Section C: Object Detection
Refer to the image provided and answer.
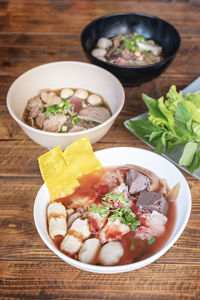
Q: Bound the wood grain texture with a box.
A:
[0,0,200,299]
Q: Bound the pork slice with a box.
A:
[126,169,150,194]
[68,125,85,133]
[35,112,45,129]
[136,190,168,215]
[98,219,130,243]
[43,114,67,132]
[26,96,43,118]
[134,210,167,240]
[79,107,111,123]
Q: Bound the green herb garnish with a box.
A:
[90,204,108,216]
[108,206,140,231]
[102,192,128,206]
[147,237,156,245]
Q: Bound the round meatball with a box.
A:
[98,241,124,265]
[78,238,101,264]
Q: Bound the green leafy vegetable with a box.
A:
[126,85,200,173]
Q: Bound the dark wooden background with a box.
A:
[0,0,200,299]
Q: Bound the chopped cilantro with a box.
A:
[90,204,108,216]
[142,50,148,54]
[102,192,128,206]
[102,201,113,208]
[147,237,156,245]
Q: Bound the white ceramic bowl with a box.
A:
[7,61,125,149]
[34,147,191,274]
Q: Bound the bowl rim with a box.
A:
[33,146,191,274]
[6,61,125,137]
[80,12,181,70]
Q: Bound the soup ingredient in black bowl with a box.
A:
[92,33,163,67]
[23,88,111,133]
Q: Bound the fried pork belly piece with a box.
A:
[78,238,101,264]
[98,219,130,243]
[98,241,124,266]
[47,202,67,239]
[134,210,167,240]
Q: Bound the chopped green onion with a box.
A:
[58,101,65,108]
[147,237,156,245]
[130,238,135,250]
[61,125,67,132]
[41,106,45,112]
[70,117,81,126]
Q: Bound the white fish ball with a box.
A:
[98,241,124,265]
[74,89,88,100]
[91,48,107,58]
[87,94,102,106]
[60,88,74,99]
[97,37,112,49]
[78,238,101,264]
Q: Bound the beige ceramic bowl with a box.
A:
[7,61,125,149]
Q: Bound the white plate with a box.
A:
[124,76,200,179]
[34,147,191,273]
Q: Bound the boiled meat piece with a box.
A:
[78,238,101,264]
[126,169,150,194]
[98,241,124,265]
[68,125,85,133]
[89,211,108,232]
[35,112,45,129]
[43,114,67,132]
[136,190,168,215]
[26,96,43,118]
[79,107,111,123]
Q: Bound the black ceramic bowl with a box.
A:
[81,12,181,86]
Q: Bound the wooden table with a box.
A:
[0,1,200,299]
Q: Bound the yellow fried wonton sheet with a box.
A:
[38,137,103,201]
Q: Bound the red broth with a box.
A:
[52,167,177,265]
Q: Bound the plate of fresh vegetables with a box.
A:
[125,76,200,179]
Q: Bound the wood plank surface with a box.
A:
[0,0,200,299]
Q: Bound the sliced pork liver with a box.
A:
[126,169,150,194]
[136,190,168,216]
[79,107,111,123]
